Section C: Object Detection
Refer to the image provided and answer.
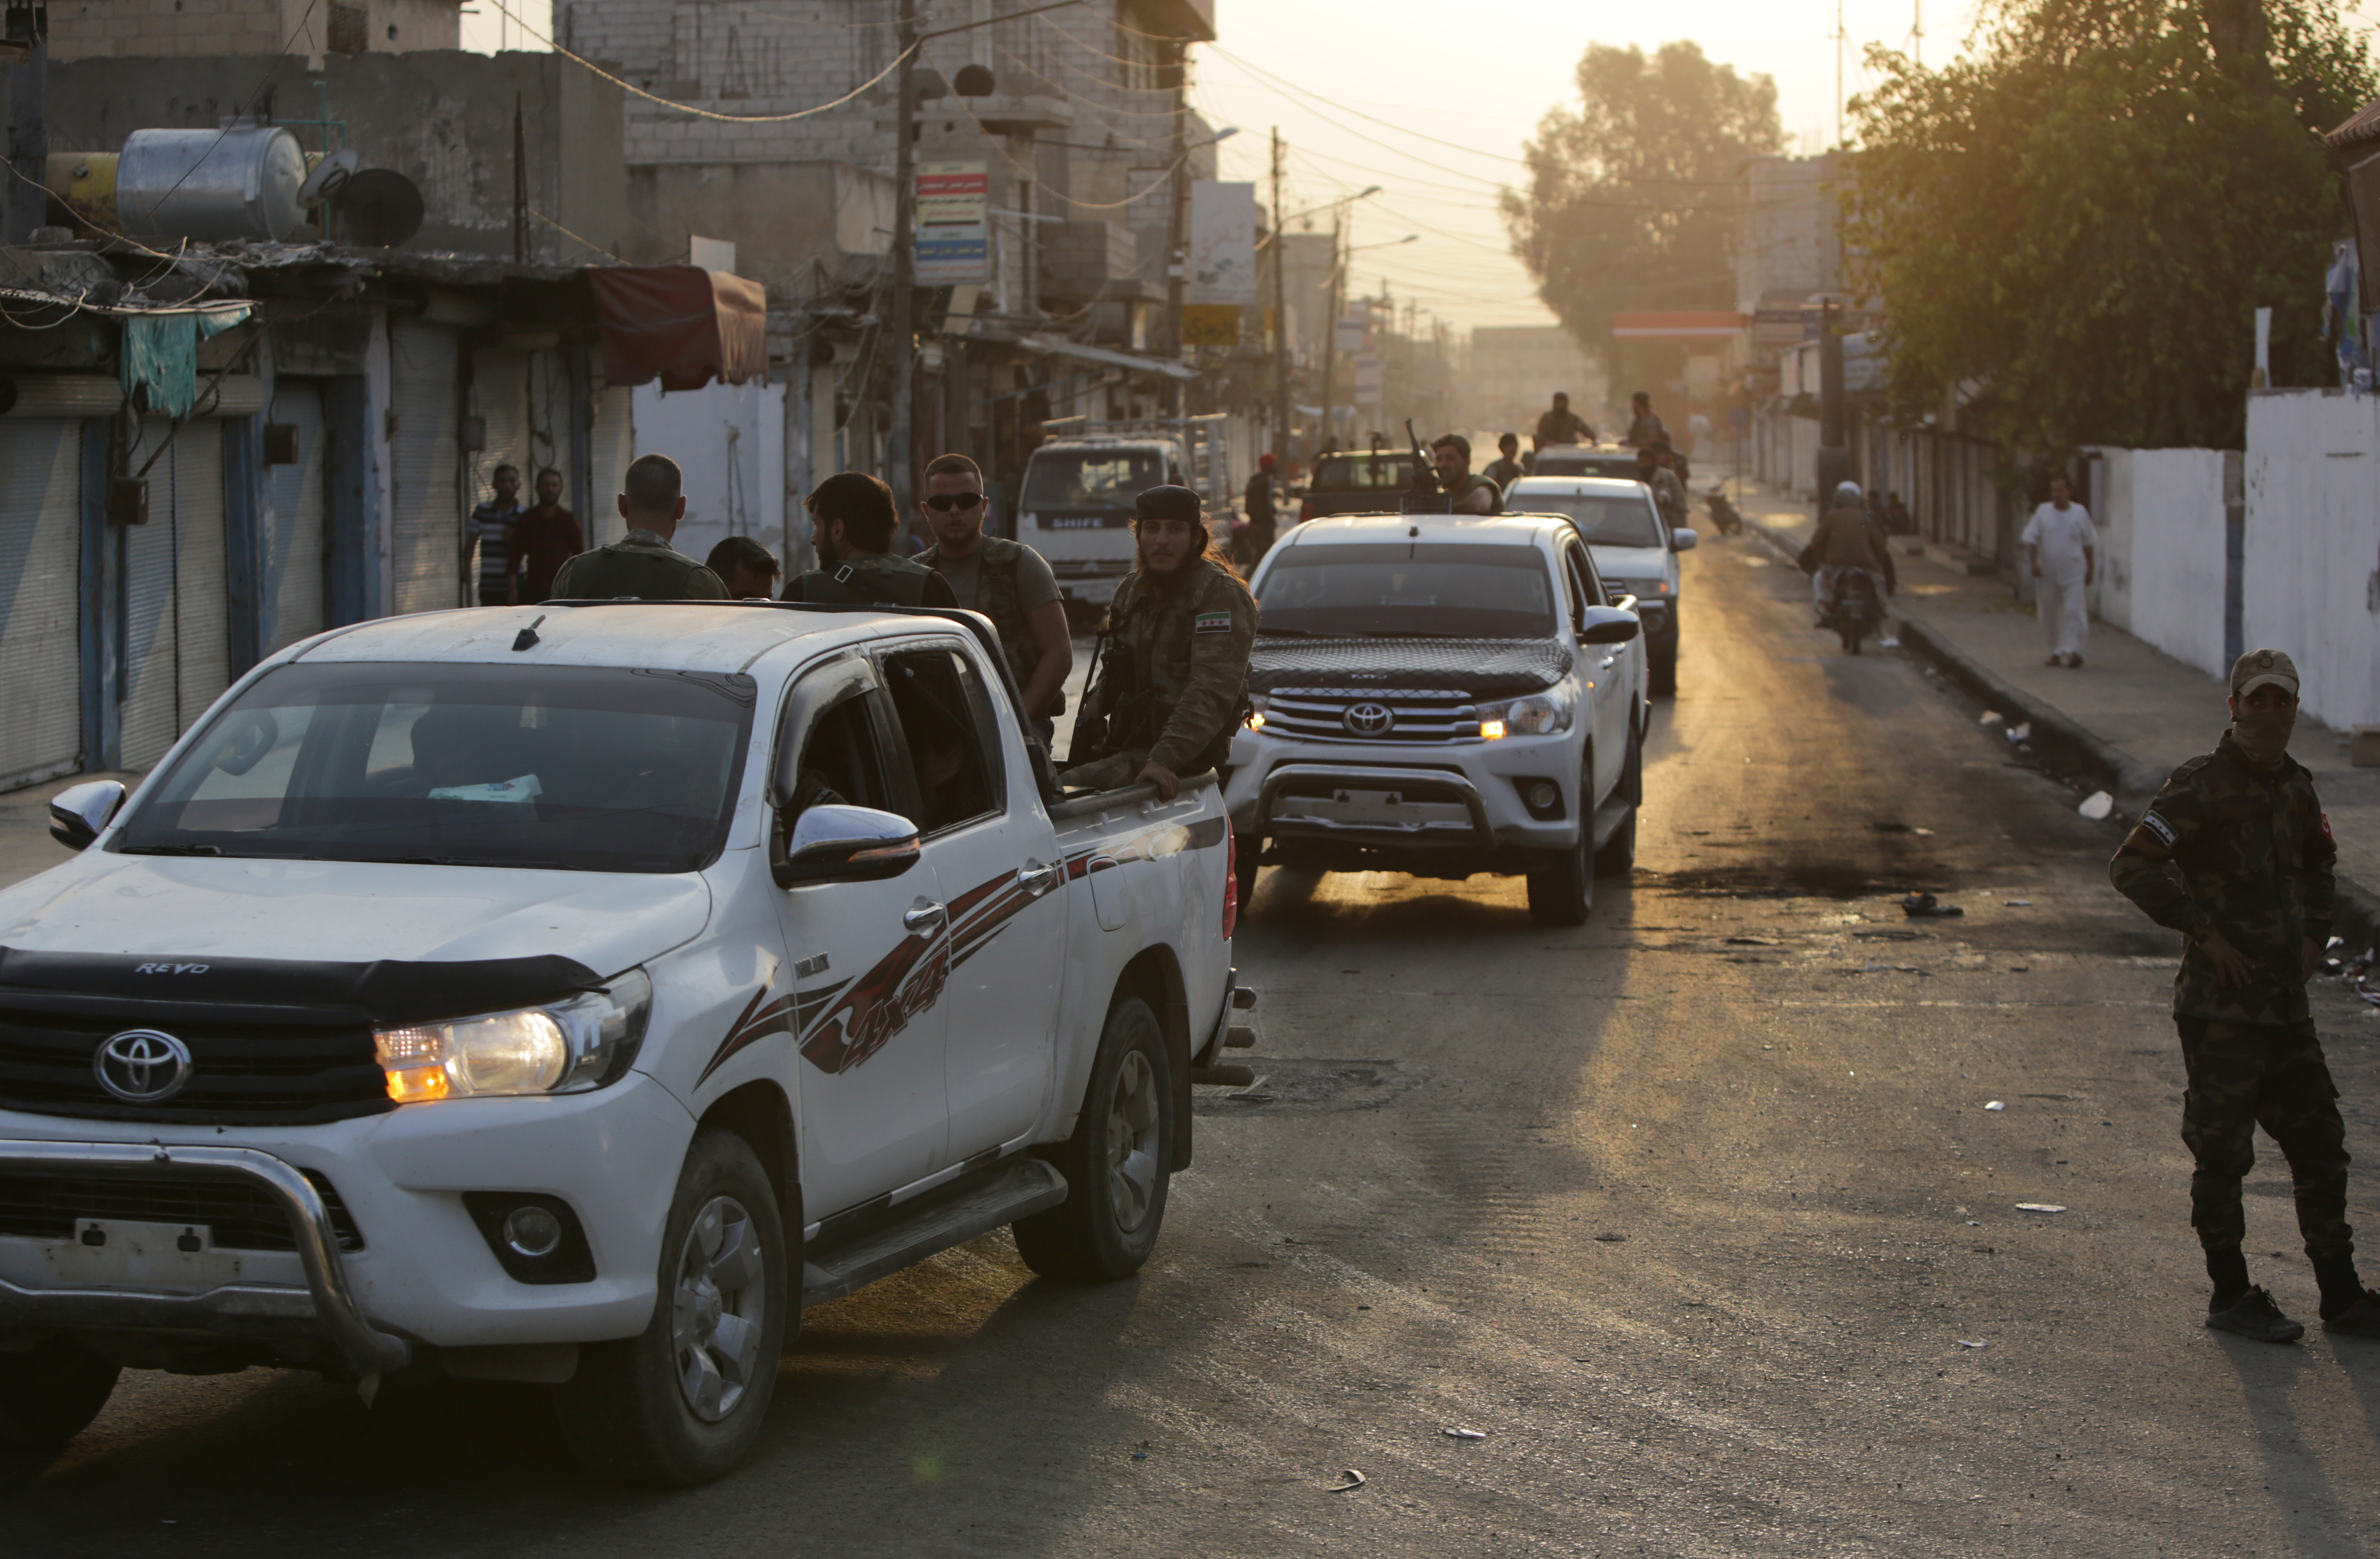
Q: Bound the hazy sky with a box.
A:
[462,1,2372,340]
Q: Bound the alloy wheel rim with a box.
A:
[1105,1048,1161,1233]
[670,1194,766,1422]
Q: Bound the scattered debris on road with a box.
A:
[1986,1101,2007,1112]
[2016,1203,2069,1214]
[2005,723,2033,743]
[1593,1233,1628,1243]
[2077,791,2115,820]
[1980,710,2003,725]
[2006,900,2032,906]
[1442,1427,1488,1441]
[1900,892,1964,918]
[1329,1470,1367,1492]
[1956,1339,1989,1349]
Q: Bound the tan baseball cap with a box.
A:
[2229,647,2300,699]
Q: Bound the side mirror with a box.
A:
[1671,528,1698,552]
[775,803,921,886]
[50,780,128,852]
[1578,605,1640,645]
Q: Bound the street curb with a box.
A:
[1740,517,2380,954]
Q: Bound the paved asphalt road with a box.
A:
[13,532,2380,1557]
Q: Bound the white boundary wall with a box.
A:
[2244,391,2380,730]
[632,380,790,583]
[2090,446,2232,681]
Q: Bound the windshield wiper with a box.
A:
[366,855,588,871]
[117,843,224,857]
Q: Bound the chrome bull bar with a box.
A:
[0,1139,410,1378]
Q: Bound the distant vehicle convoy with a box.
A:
[1504,475,1697,698]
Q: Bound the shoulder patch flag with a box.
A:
[1194,609,1233,634]
[2140,810,2178,848]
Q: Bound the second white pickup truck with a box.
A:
[0,599,1245,1483]
[1225,512,1647,925]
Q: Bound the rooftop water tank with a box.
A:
[117,123,308,242]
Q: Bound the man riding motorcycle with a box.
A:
[1799,480,1897,628]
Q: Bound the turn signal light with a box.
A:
[386,1065,451,1103]
[1480,719,1508,740]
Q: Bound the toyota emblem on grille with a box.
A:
[93,1030,195,1104]
[1343,702,1394,736]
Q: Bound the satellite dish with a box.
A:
[333,168,423,247]
[953,63,995,97]
[297,147,360,210]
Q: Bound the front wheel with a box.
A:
[1526,757,1596,926]
[1015,994,1174,1281]
[556,1128,788,1486]
[1594,728,1641,879]
[0,1336,119,1454]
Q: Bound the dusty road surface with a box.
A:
[13,530,2380,1557]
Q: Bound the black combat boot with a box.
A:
[2206,1286,2305,1344]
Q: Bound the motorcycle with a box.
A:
[1822,568,1885,655]
[1704,486,1744,536]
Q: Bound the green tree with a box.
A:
[1847,0,2373,455]
[1503,42,1784,370]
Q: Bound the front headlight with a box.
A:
[1615,579,1672,600]
[1475,686,1574,738]
[1245,691,1270,731]
[375,968,653,1103]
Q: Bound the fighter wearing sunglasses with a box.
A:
[913,452,1074,748]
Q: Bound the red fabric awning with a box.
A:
[587,265,767,391]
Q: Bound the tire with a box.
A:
[0,1336,119,1454]
[1594,728,1641,879]
[556,1129,788,1486]
[1015,994,1174,1281]
[1526,755,1595,925]
[1648,639,1678,697]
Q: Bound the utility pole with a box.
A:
[887,0,921,510]
[1161,38,1191,412]
[1269,126,1291,471]
[2,0,48,247]
[1316,224,1342,456]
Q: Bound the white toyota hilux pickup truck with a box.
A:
[1226,512,1647,925]
[0,600,1244,1483]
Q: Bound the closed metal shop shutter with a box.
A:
[119,425,231,770]
[390,321,461,615]
[265,382,328,654]
[0,420,84,789]
[589,385,634,546]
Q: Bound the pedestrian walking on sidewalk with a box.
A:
[2110,648,2380,1343]
[2022,474,2096,668]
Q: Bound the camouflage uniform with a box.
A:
[549,528,728,601]
[917,535,1059,714]
[784,552,956,608]
[1647,466,1689,532]
[2110,729,2347,1263]
[1060,556,1257,791]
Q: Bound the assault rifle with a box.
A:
[1400,418,1451,514]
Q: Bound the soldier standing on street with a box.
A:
[548,455,728,601]
[913,452,1072,748]
[1241,452,1280,566]
[1061,485,1257,801]
[784,472,960,608]
[2111,648,2380,1342]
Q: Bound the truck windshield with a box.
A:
[116,662,756,873]
[1519,493,1664,548]
[1255,543,1557,638]
[1022,449,1165,510]
[1310,453,1416,492]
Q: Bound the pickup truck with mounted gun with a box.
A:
[0,597,1247,1484]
